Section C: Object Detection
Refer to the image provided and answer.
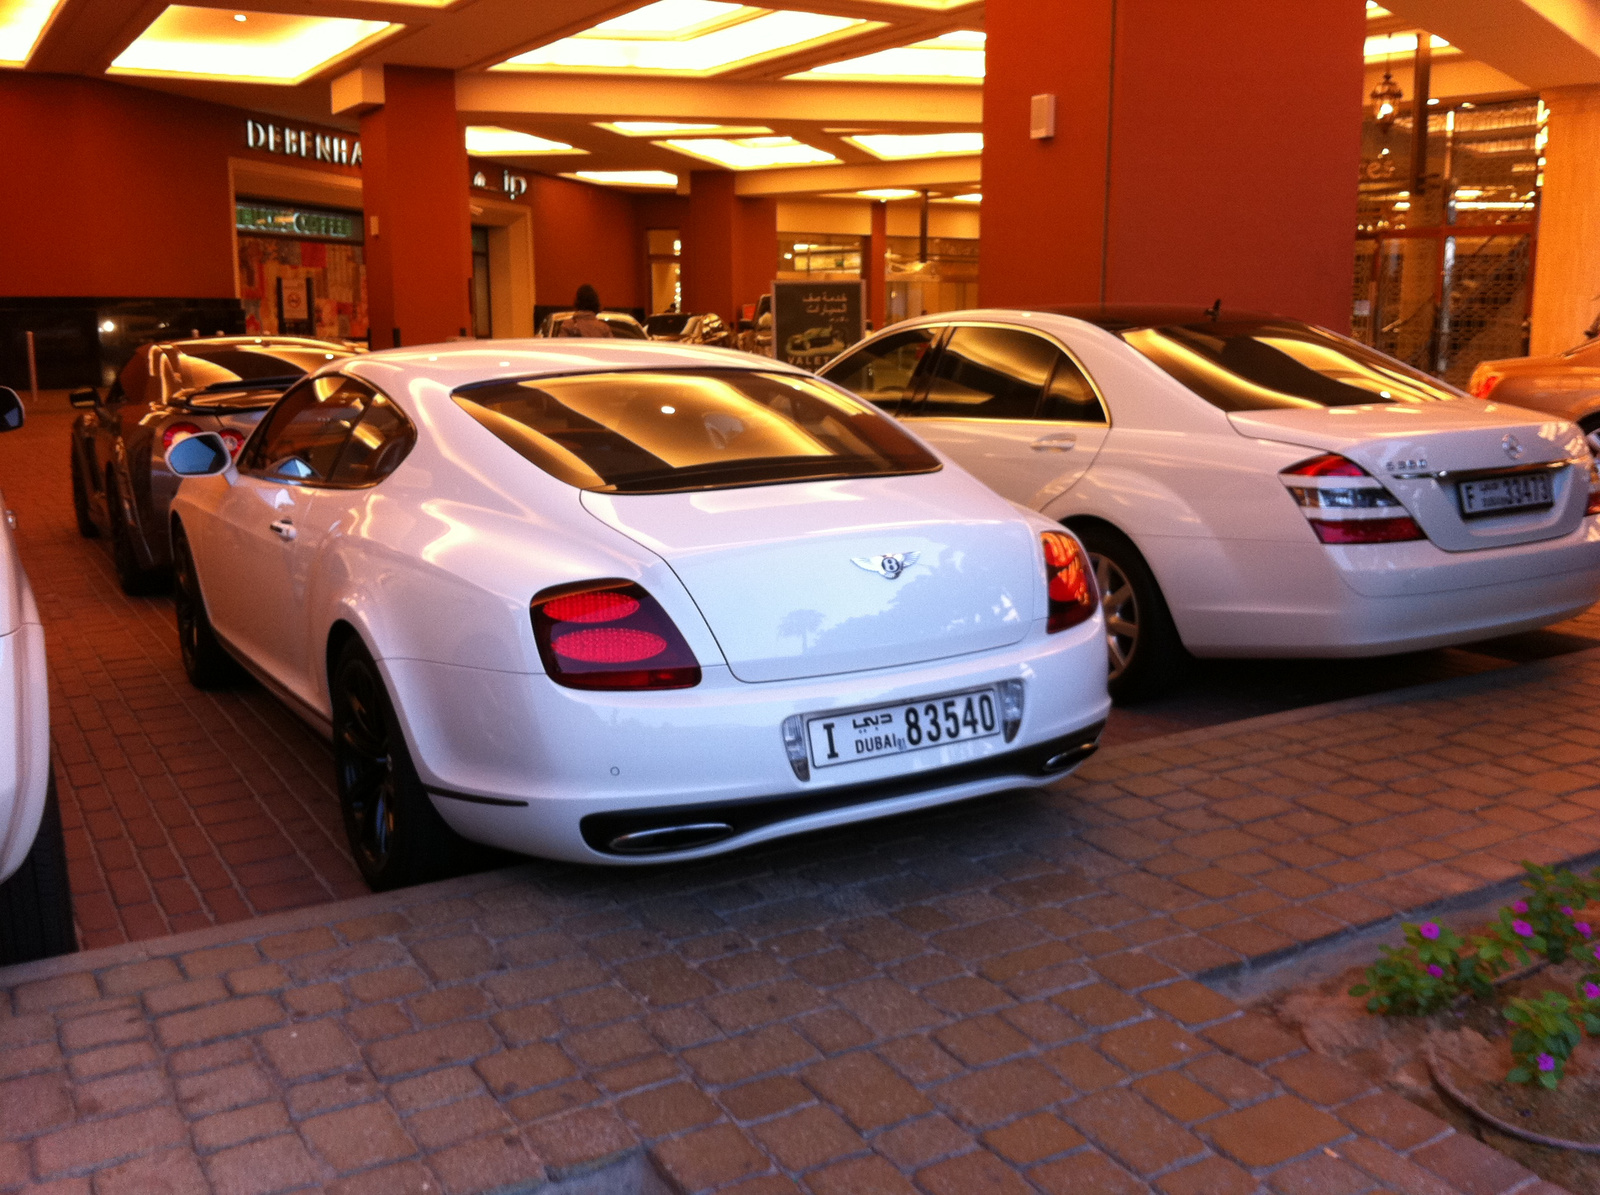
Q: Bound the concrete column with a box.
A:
[980,0,1364,330]
[681,171,777,325]
[1530,85,1600,355]
[868,201,888,332]
[359,67,471,349]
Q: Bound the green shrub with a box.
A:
[1505,992,1583,1088]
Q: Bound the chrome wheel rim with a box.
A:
[1091,553,1139,680]
[336,660,396,874]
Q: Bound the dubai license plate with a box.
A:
[1457,472,1554,518]
[806,687,1000,769]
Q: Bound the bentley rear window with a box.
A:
[454,370,941,493]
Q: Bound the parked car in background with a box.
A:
[822,307,1600,701]
[644,312,732,347]
[1468,336,1600,447]
[164,339,1110,890]
[0,387,76,965]
[68,336,357,592]
[538,310,648,339]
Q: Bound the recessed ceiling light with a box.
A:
[233,12,245,20]
[465,126,584,155]
[658,136,838,169]
[846,132,982,160]
[110,5,394,84]
[947,192,981,203]
[596,120,775,137]
[495,4,878,76]
[565,170,680,187]
[0,0,65,65]
[853,188,921,200]
[789,28,983,81]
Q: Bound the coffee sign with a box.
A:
[245,119,362,167]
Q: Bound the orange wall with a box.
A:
[530,175,645,311]
[682,171,776,324]
[981,0,1364,330]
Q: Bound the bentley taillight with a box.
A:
[1041,531,1097,632]
[1586,460,1600,516]
[1470,371,1503,399]
[531,581,701,690]
[162,422,202,450]
[1281,454,1426,545]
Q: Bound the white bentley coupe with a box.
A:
[821,307,1600,700]
[166,341,1111,889]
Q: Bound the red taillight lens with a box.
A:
[1283,453,1369,478]
[217,428,246,458]
[531,581,701,690]
[1586,462,1600,515]
[1308,516,1425,544]
[1470,371,1503,399]
[162,421,203,451]
[1041,531,1097,633]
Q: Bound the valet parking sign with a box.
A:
[772,280,864,371]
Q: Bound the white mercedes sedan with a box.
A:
[165,341,1110,888]
[820,307,1600,701]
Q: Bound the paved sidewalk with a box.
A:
[9,651,1600,1194]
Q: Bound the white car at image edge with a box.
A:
[0,386,77,966]
[821,306,1600,700]
[166,339,1112,889]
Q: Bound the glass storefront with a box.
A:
[775,231,979,322]
[236,200,368,343]
[1353,97,1540,385]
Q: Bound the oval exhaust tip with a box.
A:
[608,822,735,855]
[1043,750,1084,772]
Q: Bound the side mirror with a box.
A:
[0,387,22,432]
[166,431,232,478]
[68,388,99,409]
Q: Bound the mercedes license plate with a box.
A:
[806,687,1000,769]
[1457,472,1553,518]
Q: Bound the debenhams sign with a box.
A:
[245,119,362,166]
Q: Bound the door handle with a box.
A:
[1030,434,1077,452]
[269,519,296,541]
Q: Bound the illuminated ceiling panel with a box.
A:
[846,132,982,159]
[0,0,63,65]
[565,170,680,187]
[1364,32,1453,61]
[843,188,921,199]
[789,29,983,82]
[658,135,838,168]
[110,6,393,84]
[597,120,774,136]
[465,126,584,155]
[946,192,980,202]
[495,2,878,75]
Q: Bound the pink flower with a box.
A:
[1419,922,1441,941]
[1594,943,1600,961]
[1513,919,1534,937]
[1426,964,1445,978]
[1582,982,1600,1001]
[1538,1053,1556,1073]
[1514,901,1529,914]
[1563,906,1575,917]
[1579,922,1593,938]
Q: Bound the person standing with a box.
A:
[557,285,615,337]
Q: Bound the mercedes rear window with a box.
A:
[1119,319,1465,411]
[454,370,941,494]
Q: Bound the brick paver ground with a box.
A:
[8,389,1600,948]
[9,637,1600,1192]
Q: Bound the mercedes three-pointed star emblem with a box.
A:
[852,551,920,580]
[1502,433,1525,461]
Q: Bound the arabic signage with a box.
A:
[245,119,362,167]
[236,202,362,243]
[772,280,864,370]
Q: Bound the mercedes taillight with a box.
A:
[530,581,701,690]
[1281,453,1425,545]
[1041,531,1097,632]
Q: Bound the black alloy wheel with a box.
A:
[331,638,467,891]
[0,771,78,965]
[107,475,162,595]
[69,449,97,539]
[171,524,237,689]
[1073,523,1186,704]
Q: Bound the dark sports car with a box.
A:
[69,336,357,591]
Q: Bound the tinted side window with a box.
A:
[1039,352,1107,424]
[329,392,415,486]
[822,327,938,410]
[242,375,370,483]
[920,326,1057,419]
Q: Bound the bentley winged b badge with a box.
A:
[852,551,920,580]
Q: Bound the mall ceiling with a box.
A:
[1,0,1563,200]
